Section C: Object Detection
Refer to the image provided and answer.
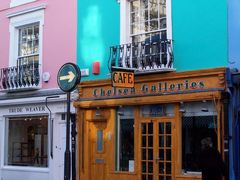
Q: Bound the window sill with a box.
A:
[1,166,49,173]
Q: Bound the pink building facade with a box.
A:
[0,1,76,180]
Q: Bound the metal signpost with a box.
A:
[57,63,81,180]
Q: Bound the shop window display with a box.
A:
[5,116,48,167]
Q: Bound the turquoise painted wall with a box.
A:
[172,0,228,71]
[77,0,120,80]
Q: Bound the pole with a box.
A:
[64,92,71,180]
[71,114,77,180]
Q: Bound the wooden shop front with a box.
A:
[75,68,227,180]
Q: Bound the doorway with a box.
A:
[140,118,175,180]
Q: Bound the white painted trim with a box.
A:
[120,0,130,44]
[166,0,172,39]
[7,4,47,18]
[10,0,37,8]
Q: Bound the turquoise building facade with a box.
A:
[77,1,240,180]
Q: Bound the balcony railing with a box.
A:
[109,39,174,73]
[0,58,41,92]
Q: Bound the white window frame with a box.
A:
[8,7,45,67]
[10,0,37,8]
[120,0,172,44]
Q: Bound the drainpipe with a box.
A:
[45,95,60,159]
[226,68,234,180]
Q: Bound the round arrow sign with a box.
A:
[57,63,81,92]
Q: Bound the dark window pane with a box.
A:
[142,174,146,180]
[166,176,171,180]
[166,136,171,147]
[166,122,171,134]
[148,162,153,173]
[142,136,146,147]
[97,130,103,152]
[142,162,146,173]
[166,162,171,174]
[142,148,147,160]
[148,175,153,180]
[159,123,164,134]
[148,149,153,160]
[148,136,153,147]
[118,118,134,171]
[166,149,171,161]
[159,162,164,174]
[159,149,164,160]
[159,176,164,180]
[142,124,147,134]
[182,115,218,172]
[159,136,164,147]
[148,123,153,134]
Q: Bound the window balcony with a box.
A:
[0,58,41,92]
[109,39,174,73]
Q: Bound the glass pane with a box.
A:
[159,162,164,174]
[142,136,147,147]
[159,123,164,134]
[131,12,138,24]
[159,136,164,147]
[166,162,171,174]
[148,175,153,180]
[6,116,48,167]
[160,18,166,29]
[148,162,153,173]
[142,174,146,180]
[148,136,153,147]
[131,1,140,12]
[142,124,147,134]
[118,117,134,171]
[142,162,147,173]
[148,149,153,160]
[166,176,171,180]
[97,130,103,152]
[166,122,171,134]
[148,123,153,134]
[142,148,147,160]
[159,176,164,180]
[159,149,164,160]
[182,115,218,172]
[166,149,171,161]
[166,136,171,147]
[141,0,148,8]
[150,20,158,31]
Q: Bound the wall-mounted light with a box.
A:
[201,100,209,112]
[179,102,186,113]
[117,105,124,116]
[95,107,101,116]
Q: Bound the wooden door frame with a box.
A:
[136,112,176,180]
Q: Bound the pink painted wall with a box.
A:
[0,0,76,89]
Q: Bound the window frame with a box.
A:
[120,0,172,44]
[8,8,44,68]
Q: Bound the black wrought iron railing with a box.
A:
[0,57,40,91]
[109,39,174,73]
